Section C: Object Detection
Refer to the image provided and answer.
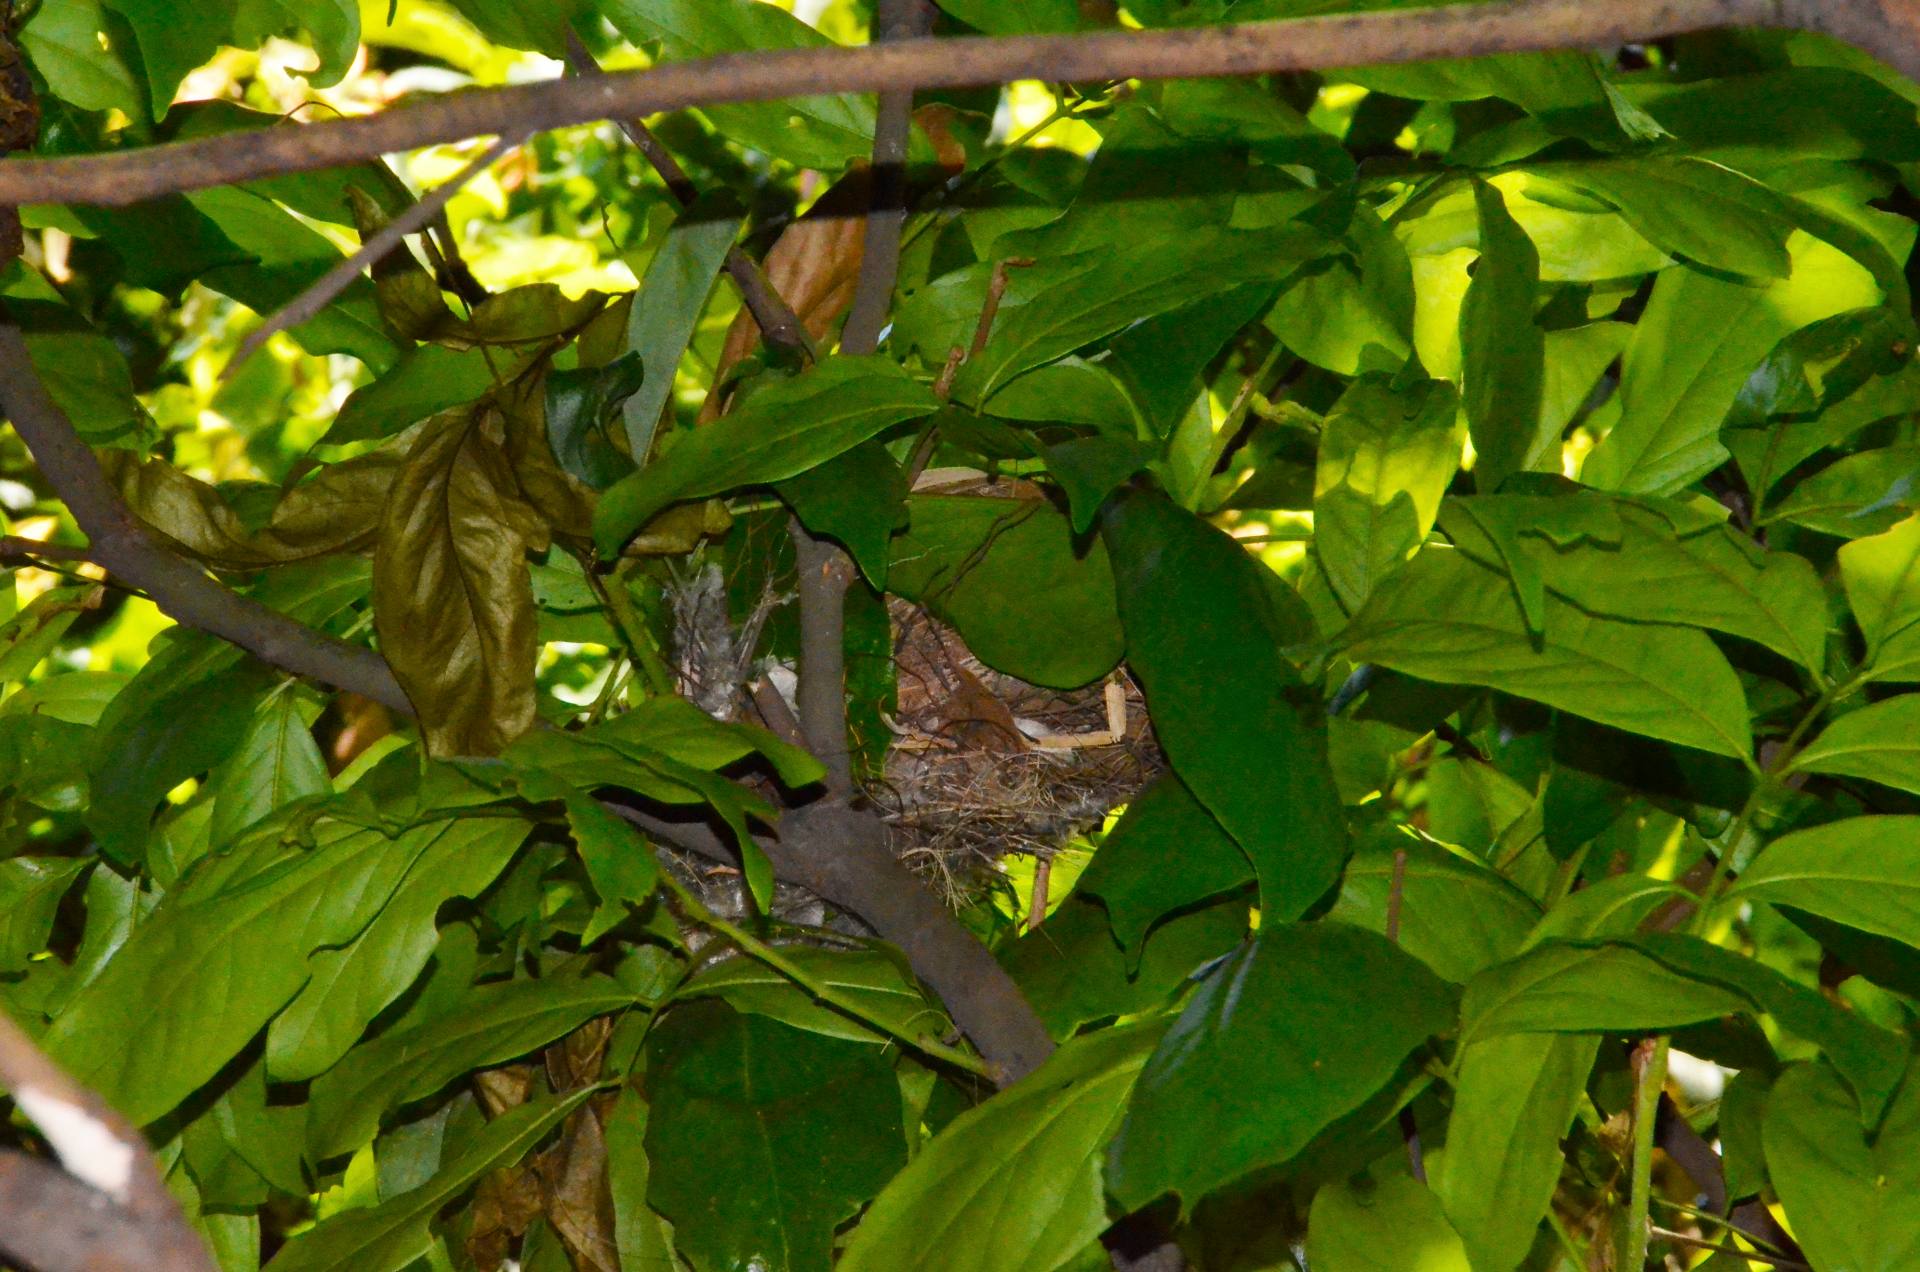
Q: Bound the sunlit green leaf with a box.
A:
[1765,1059,1920,1272]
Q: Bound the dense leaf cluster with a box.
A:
[7,1,1920,1269]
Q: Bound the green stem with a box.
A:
[1623,1035,1670,1271]
[579,553,675,699]
[658,874,996,1080]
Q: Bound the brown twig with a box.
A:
[222,129,526,379]
[0,535,89,563]
[561,32,816,363]
[0,2,1913,207]
[0,1009,214,1272]
[0,317,412,715]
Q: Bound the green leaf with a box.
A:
[777,443,907,589]
[20,0,142,118]
[1002,893,1249,1041]
[1434,1032,1599,1272]
[620,190,744,462]
[595,358,937,555]
[954,226,1332,404]
[605,1091,679,1272]
[101,0,234,120]
[1308,1171,1472,1272]
[1106,923,1453,1212]
[1045,435,1156,535]
[45,815,462,1125]
[265,1089,594,1272]
[841,1023,1163,1272]
[265,817,529,1082]
[1460,180,1544,491]
[1584,235,1883,495]
[231,0,358,86]
[930,0,1080,33]
[1077,773,1252,963]
[325,345,519,446]
[1326,836,1539,983]
[208,693,329,848]
[72,197,257,297]
[1443,494,1829,672]
[643,1001,904,1272]
[559,789,661,946]
[1313,373,1461,611]
[587,694,823,790]
[1728,816,1920,948]
[546,353,645,492]
[0,858,90,974]
[1842,513,1920,682]
[374,407,543,757]
[1103,490,1347,917]
[676,945,947,1046]
[1341,548,1753,759]
[441,0,587,53]
[308,975,636,1160]
[1765,1059,1920,1272]
[889,494,1124,689]
[602,0,874,169]
[0,286,151,447]
[1766,444,1920,538]
[1459,940,1748,1045]
[1540,157,1796,279]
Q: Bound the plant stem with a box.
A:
[1623,1035,1670,1271]
[659,873,995,1079]
[580,554,675,698]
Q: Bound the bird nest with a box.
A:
[864,599,1162,908]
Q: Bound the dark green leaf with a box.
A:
[1103,490,1347,916]
[676,945,947,1046]
[208,693,329,848]
[1044,435,1154,535]
[547,353,645,491]
[1766,444,1920,538]
[1077,773,1252,962]
[1460,180,1544,491]
[595,358,936,555]
[0,858,90,974]
[1728,815,1920,949]
[777,443,907,588]
[1765,1059,1920,1272]
[325,344,520,445]
[644,1001,904,1272]
[1326,836,1539,983]
[1106,923,1452,1212]
[620,190,744,461]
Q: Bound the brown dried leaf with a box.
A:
[347,186,455,341]
[102,447,401,569]
[537,1099,620,1272]
[373,406,543,756]
[700,172,872,422]
[498,376,597,540]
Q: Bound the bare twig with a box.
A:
[0,318,412,715]
[0,535,89,563]
[0,1010,214,1272]
[223,129,525,378]
[0,2,1914,207]
[562,32,816,363]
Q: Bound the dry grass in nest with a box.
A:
[865,600,1162,908]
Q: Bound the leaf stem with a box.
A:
[579,553,675,699]
[658,873,995,1079]
[1623,1035,1669,1271]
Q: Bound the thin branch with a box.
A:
[0,1009,214,1272]
[0,1,1909,207]
[561,32,817,363]
[222,129,525,378]
[0,317,413,715]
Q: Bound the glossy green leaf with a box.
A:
[777,443,907,588]
[677,945,947,1046]
[0,857,90,974]
[208,693,329,849]
[1541,156,1796,279]
[595,358,936,555]
[1460,180,1544,491]
[602,0,875,169]
[560,789,661,946]
[1313,373,1460,612]
[1308,1171,1472,1272]
[1458,940,1748,1045]
[265,1089,593,1272]
[1585,234,1882,495]
[643,1001,904,1272]
[325,345,515,446]
[1326,837,1539,983]
[1077,773,1253,962]
[954,226,1331,404]
[1842,513,1920,682]
[1443,494,1829,672]
[1765,1059,1920,1272]
[374,407,543,757]
[265,817,530,1082]
[1342,548,1753,758]
[1767,444,1920,538]
[308,975,636,1160]
[1002,893,1249,1041]
[546,353,645,492]
[1728,816,1920,949]
[1043,435,1154,535]
[20,0,144,118]
[1103,490,1347,916]
[45,815,460,1125]
[890,494,1123,689]
[1434,1032,1599,1272]
[605,1091,679,1272]
[621,190,745,462]
[1106,923,1452,1212]
[842,1023,1162,1272]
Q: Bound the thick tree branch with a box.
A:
[0,1010,214,1272]
[0,319,412,715]
[0,1,1912,207]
